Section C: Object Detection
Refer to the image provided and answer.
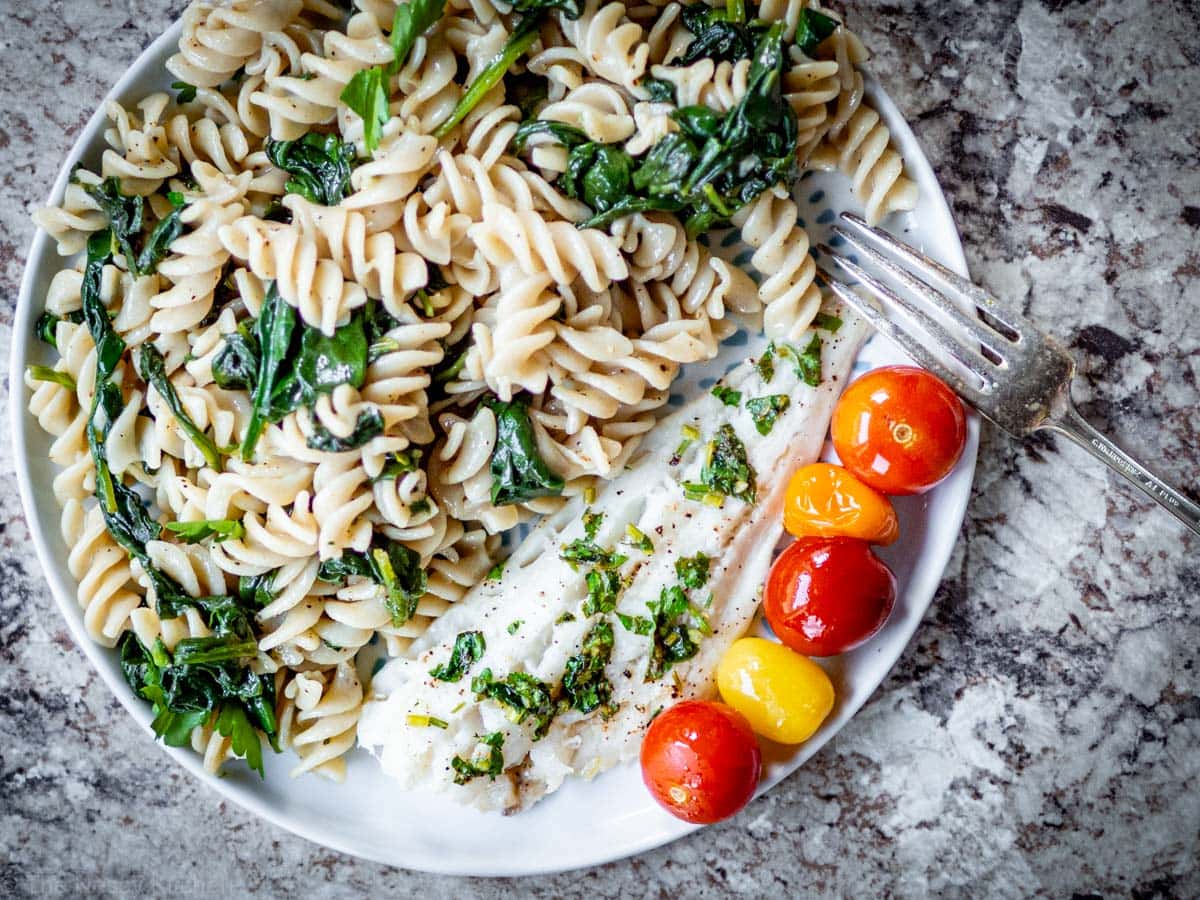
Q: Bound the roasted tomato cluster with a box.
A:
[642,366,966,824]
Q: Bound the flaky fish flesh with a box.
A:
[358,311,868,812]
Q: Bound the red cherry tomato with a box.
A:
[830,365,967,495]
[763,538,896,657]
[640,700,762,824]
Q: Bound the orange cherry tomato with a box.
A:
[830,366,967,495]
[783,462,899,545]
[640,701,762,824]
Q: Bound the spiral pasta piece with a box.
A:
[558,0,650,93]
[469,203,628,292]
[278,662,363,780]
[168,0,304,88]
[732,190,823,339]
[219,213,368,334]
[809,102,919,225]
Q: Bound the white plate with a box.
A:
[10,18,977,876]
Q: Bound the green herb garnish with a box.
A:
[746,394,790,435]
[430,631,486,682]
[451,731,505,784]
[561,621,614,714]
[471,668,557,739]
[674,552,711,589]
[697,423,756,504]
[812,311,843,332]
[711,385,741,407]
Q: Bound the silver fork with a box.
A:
[817,212,1200,537]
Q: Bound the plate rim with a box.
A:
[9,17,977,877]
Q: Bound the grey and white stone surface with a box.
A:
[1,1,1197,896]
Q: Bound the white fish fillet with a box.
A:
[358,312,868,813]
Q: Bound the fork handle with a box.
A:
[1043,400,1200,537]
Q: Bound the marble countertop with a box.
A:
[1,1,1197,896]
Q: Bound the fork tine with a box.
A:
[821,249,997,384]
[830,225,1011,360]
[838,212,1026,335]
[818,269,994,408]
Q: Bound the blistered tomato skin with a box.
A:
[830,365,967,495]
[763,538,897,657]
[717,638,835,744]
[783,462,899,545]
[640,701,762,825]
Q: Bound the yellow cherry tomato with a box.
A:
[782,462,900,545]
[716,637,835,744]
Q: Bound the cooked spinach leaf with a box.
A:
[139,342,227,470]
[677,1,759,65]
[319,536,428,627]
[340,66,390,154]
[238,571,276,608]
[171,80,197,103]
[119,614,277,777]
[164,518,246,543]
[432,15,540,139]
[304,406,384,452]
[84,178,183,277]
[388,0,447,75]
[341,0,447,153]
[35,309,84,349]
[641,76,677,103]
[230,285,371,459]
[266,133,355,205]
[484,394,565,506]
[84,179,143,273]
[794,7,838,56]
[136,191,186,276]
[511,120,589,155]
[211,323,260,390]
[508,0,582,18]
[241,283,296,460]
[562,143,635,214]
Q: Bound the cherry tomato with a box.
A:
[783,462,899,545]
[763,538,896,657]
[640,700,762,824]
[717,638,835,744]
[830,365,967,495]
